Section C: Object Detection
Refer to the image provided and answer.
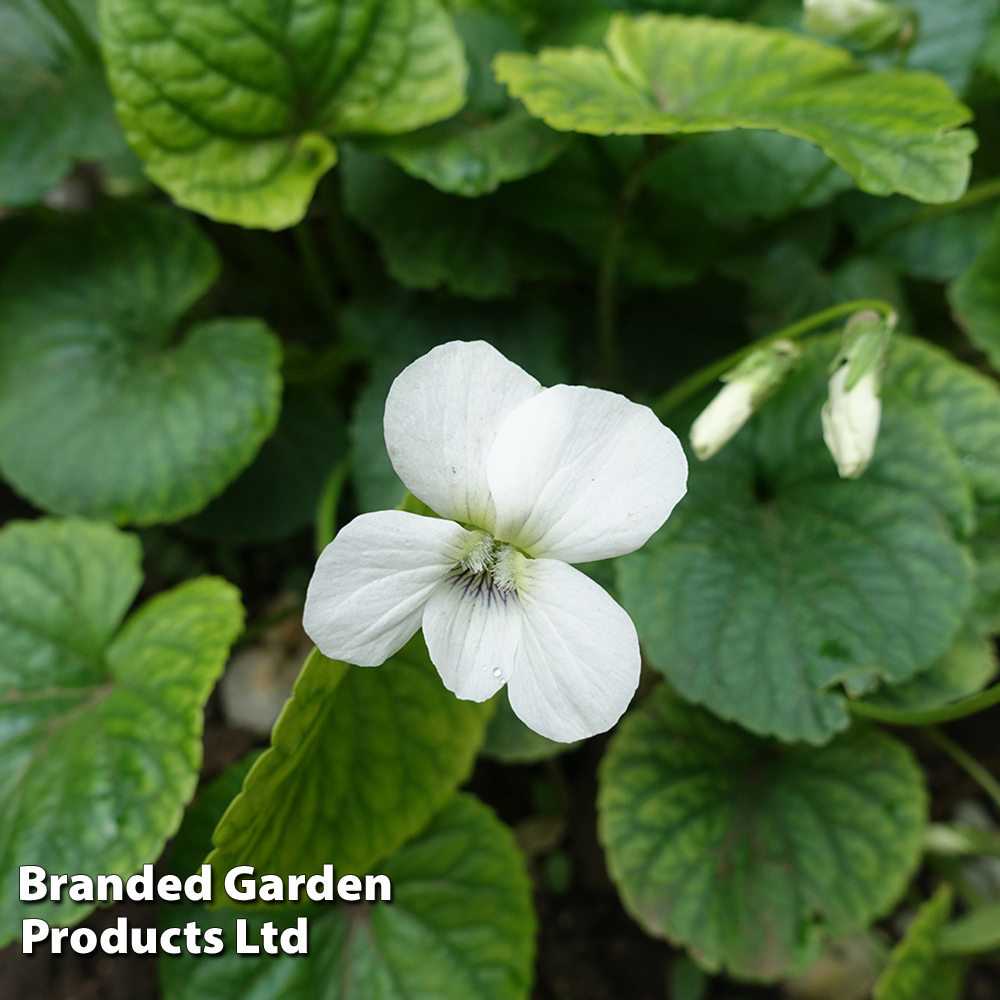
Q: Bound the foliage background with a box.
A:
[0,0,999,997]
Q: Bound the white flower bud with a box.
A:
[690,340,800,460]
[803,0,909,51]
[821,308,894,479]
[821,366,881,479]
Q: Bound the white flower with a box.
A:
[689,339,799,460]
[303,341,688,742]
[803,0,906,49]
[821,366,881,478]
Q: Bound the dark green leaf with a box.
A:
[0,0,133,206]
[618,335,981,743]
[939,901,1000,956]
[185,386,346,546]
[342,147,572,297]
[0,517,243,946]
[207,640,493,883]
[481,689,579,763]
[0,204,283,525]
[163,794,536,1000]
[495,13,975,204]
[650,129,854,222]
[598,686,927,980]
[948,210,1000,372]
[99,0,468,228]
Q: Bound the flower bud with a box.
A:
[690,340,800,460]
[821,309,895,479]
[803,0,911,52]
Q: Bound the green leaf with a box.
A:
[163,793,536,1000]
[0,517,243,946]
[650,129,855,222]
[861,620,998,713]
[99,0,468,229]
[185,386,347,546]
[344,292,568,512]
[481,689,579,763]
[842,194,994,283]
[874,886,965,1000]
[342,147,571,296]
[494,13,975,204]
[0,0,132,206]
[207,639,493,884]
[948,211,1000,372]
[939,900,1000,956]
[0,204,283,526]
[598,686,927,981]
[889,0,998,97]
[618,335,979,743]
[367,12,572,196]
[499,138,718,289]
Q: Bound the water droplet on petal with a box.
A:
[492,667,502,678]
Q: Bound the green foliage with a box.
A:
[0,204,283,525]
[207,640,493,884]
[949,209,1000,371]
[619,335,997,743]
[0,0,132,206]
[598,686,927,981]
[495,14,976,204]
[0,518,243,946]
[365,12,572,196]
[185,386,347,546]
[163,794,537,1000]
[939,900,1000,955]
[481,689,579,762]
[342,147,572,296]
[99,0,468,229]
[874,886,965,1000]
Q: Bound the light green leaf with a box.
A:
[185,386,346,546]
[874,885,965,1000]
[207,639,493,884]
[598,686,927,981]
[164,794,535,1000]
[0,517,243,946]
[368,12,572,196]
[939,900,1000,956]
[481,689,579,763]
[618,335,980,743]
[650,129,855,222]
[99,0,468,229]
[0,0,132,206]
[343,147,572,296]
[494,13,975,204]
[0,204,283,526]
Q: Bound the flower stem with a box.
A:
[38,0,103,65]
[923,726,1000,815]
[597,136,672,390]
[865,175,1000,249]
[315,457,351,553]
[294,220,339,334]
[848,681,1000,726]
[653,298,896,418]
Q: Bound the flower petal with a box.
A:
[488,384,688,562]
[422,572,523,702]
[384,341,541,529]
[506,559,640,742]
[303,510,473,666]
